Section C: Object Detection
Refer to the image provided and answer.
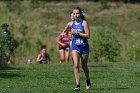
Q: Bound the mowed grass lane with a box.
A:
[0,62,140,93]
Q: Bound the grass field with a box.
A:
[0,1,140,93]
[0,62,140,93]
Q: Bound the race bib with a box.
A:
[75,38,84,45]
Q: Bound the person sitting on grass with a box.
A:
[36,45,50,64]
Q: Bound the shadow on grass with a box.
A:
[0,65,23,70]
[92,87,129,90]
[88,65,108,68]
[0,72,25,78]
[0,65,25,78]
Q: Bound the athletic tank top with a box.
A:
[59,35,70,48]
[41,59,48,63]
[72,20,88,45]
[40,54,48,63]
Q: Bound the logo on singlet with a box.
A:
[75,38,84,45]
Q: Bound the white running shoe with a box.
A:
[86,85,91,90]
[59,61,62,64]
[86,79,91,90]
[74,85,80,91]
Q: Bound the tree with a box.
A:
[0,23,18,65]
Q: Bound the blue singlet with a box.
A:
[71,20,89,54]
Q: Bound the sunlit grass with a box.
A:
[0,62,140,93]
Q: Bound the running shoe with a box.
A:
[74,85,80,91]
[86,79,91,90]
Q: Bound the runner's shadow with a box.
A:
[91,87,129,90]
[88,65,108,68]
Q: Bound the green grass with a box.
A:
[0,62,140,93]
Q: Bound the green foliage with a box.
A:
[128,44,140,61]
[99,0,109,9]
[91,26,121,62]
[30,0,40,9]
[19,23,28,36]
[0,1,139,63]
[5,1,24,15]
[0,25,18,65]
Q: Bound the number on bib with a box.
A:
[76,39,83,45]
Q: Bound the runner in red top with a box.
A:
[59,34,70,49]
[57,31,71,64]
